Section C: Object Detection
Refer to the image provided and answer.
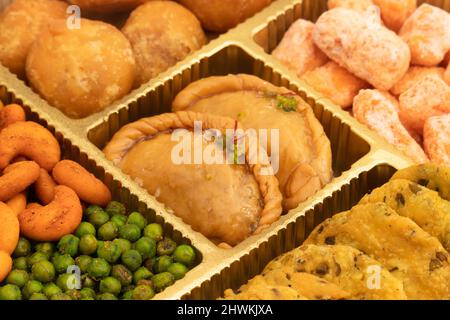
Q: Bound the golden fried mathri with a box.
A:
[391,163,450,201]
[263,244,406,300]
[360,179,450,251]
[104,111,283,247]
[305,203,450,300]
[172,74,332,210]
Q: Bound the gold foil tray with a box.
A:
[0,0,447,300]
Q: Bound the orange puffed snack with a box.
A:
[424,115,450,166]
[314,8,410,91]
[353,89,428,163]
[372,0,416,32]
[399,76,450,133]
[302,61,368,108]
[399,4,450,66]
[391,66,446,96]
[272,19,328,77]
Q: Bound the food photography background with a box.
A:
[0,0,448,300]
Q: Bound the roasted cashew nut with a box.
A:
[52,160,112,206]
[0,161,40,201]
[35,168,56,205]
[19,185,82,241]
[0,104,26,130]
[0,121,61,170]
[6,192,27,216]
[0,201,19,255]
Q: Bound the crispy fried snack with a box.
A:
[313,8,410,90]
[226,243,407,300]
[178,0,272,32]
[424,115,450,166]
[360,179,450,251]
[305,203,450,300]
[399,4,450,66]
[353,89,428,163]
[26,19,136,119]
[391,66,446,97]
[224,269,350,300]
[272,19,329,77]
[302,61,368,108]
[391,163,450,201]
[372,0,416,32]
[172,74,333,210]
[399,76,450,133]
[0,104,26,130]
[122,1,206,86]
[35,168,56,205]
[67,0,157,13]
[0,0,67,77]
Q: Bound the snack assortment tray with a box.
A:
[0,0,448,300]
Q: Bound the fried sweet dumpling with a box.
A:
[359,179,450,251]
[172,74,332,210]
[263,244,406,300]
[391,163,450,201]
[103,111,282,247]
[224,269,350,300]
[305,203,450,299]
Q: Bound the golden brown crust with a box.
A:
[178,0,272,32]
[172,74,332,210]
[104,111,283,245]
[122,1,206,86]
[390,163,450,201]
[26,18,136,119]
[224,270,350,300]
[0,0,68,77]
[305,203,450,299]
[360,179,450,251]
[263,244,407,300]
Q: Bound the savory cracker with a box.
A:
[224,270,349,300]
[391,163,450,201]
[305,203,450,299]
[360,179,450,250]
[263,244,406,300]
